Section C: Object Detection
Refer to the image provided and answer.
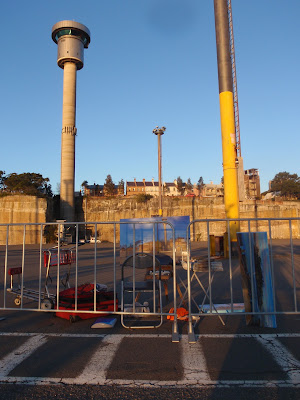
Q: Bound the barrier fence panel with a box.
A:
[0,221,179,342]
[186,218,300,343]
[1,218,300,343]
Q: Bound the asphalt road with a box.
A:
[0,384,299,400]
[0,241,299,399]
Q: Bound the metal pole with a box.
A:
[158,134,162,215]
[153,126,166,217]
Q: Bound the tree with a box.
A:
[176,176,185,195]
[0,170,5,190]
[2,172,52,197]
[197,176,204,196]
[81,180,88,196]
[136,193,152,203]
[270,172,300,199]
[103,174,115,196]
[118,179,125,195]
[164,183,170,194]
[185,178,193,193]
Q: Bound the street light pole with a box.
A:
[152,126,166,217]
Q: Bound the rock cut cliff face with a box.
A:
[0,195,48,244]
[1,196,300,244]
[77,197,300,242]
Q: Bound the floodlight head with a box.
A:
[153,126,166,136]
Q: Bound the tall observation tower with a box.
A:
[52,20,91,222]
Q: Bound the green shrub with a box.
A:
[136,193,153,203]
[44,225,57,243]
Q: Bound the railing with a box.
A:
[1,218,300,343]
[0,220,179,342]
[185,218,300,342]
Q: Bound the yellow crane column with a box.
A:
[214,0,240,240]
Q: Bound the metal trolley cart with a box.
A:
[7,245,76,310]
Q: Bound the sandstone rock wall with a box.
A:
[1,195,299,244]
[79,197,300,242]
[0,195,49,244]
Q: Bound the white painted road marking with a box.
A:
[256,335,300,384]
[181,335,210,383]
[76,334,121,384]
[0,333,299,387]
[0,334,47,377]
[1,332,300,338]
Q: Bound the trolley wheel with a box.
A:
[41,298,54,310]
[14,297,21,306]
[69,315,80,323]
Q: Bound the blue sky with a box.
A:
[2,0,299,194]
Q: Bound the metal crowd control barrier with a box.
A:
[1,218,300,343]
[0,221,179,342]
[185,218,300,343]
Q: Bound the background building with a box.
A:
[201,182,224,198]
[82,183,122,196]
[126,179,181,197]
[85,170,261,200]
[244,169,261,199]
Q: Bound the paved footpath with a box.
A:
[0,332,300,388]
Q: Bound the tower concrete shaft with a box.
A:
[52,20,90,222]
[61,62,77,221]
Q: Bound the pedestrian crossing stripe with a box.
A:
[0,333,299,387]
